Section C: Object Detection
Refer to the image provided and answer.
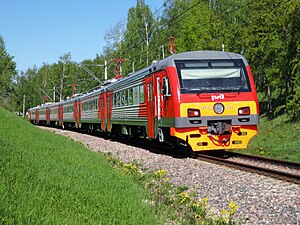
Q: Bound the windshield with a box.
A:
[175,59,251,94]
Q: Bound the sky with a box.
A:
[0,0,163,72]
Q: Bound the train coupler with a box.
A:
[208,122,232,144]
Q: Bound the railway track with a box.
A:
[107,136,300,184]
[196,151,300,184]
[39,125,300,184]
[79,130,300,184]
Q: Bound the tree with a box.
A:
[161,0,214,52]
[0,35,17,110]
[119,0,156,73]
[283,0,300,119]
[13,68,37,112]
[243,0,300,118]
[103,19,125,56]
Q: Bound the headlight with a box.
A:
[214,103,224,114]
[188,109,200,117]
[238,106,250,115]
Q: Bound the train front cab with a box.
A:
[162,52,259,151]
[171,96,259,151]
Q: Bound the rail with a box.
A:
[196,151,300,184]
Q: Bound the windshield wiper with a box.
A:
[197,82,213,95]
[205,81,212,91]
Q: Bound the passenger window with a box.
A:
[113,93,117,107]
[116,93,120,107]
[120,91,124,106]
[129,88,133,105]
[124,90,128,106]
[147,83,152,102]
[139,85,144,103]
[133,86,139,105]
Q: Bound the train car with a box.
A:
[28,106,39,123]
[28,51,258,152]
[106,51,259,152]
[72,82,115,132]
[59,98,75,129]
[49,103,59,126]
[107,66,150,137]
[80,89,102,131]
[28,103,52,125]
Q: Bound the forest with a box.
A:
[1,0,299,120]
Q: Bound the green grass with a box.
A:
[0,107,163,224]
[238,114,300,162]
[3,106,297,224]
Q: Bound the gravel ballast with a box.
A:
[40,127,300,224]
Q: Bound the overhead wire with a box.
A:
[152,0,173,16]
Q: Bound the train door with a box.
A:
[154,73,163,121]
[46,108,50,125]
[98,95,101,128]
[153,70,170,142]
[36,109,40,124]
[78,101,81,127]
[28,110,31,121]
[74,101,81,128]
[146,76,155,138]
[106,92,112,132]
[74,101,78,127]
[58,105,63,126]
[153,72,164,139]
[99,93,106,131]
[98,94,105,131]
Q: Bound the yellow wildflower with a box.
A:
[228,200,239,215]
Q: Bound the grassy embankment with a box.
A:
[241,115,300,162]
[4,105,297,224]
[0,107,163,224]
[0,107,242,224]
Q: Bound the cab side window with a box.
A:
[162,77,171,96]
